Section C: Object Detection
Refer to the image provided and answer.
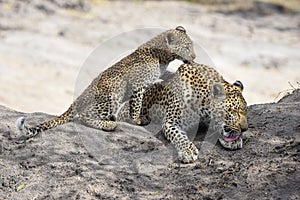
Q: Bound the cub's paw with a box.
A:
[178,143,199,163]
[133,115,151,126]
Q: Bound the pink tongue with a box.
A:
[224,135,239,142]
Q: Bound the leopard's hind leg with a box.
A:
[77,98,118,131]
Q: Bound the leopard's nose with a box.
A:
[240,115,248,132]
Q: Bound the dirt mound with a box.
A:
[0,90,299,199]
[278,89,300,104]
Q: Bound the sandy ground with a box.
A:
[0,0,299,115]
[0,89,299,199]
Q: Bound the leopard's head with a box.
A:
[165,26,196,63]
[218,80,248,150]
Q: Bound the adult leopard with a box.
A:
[131,61,248,163]
[17,26,196,138]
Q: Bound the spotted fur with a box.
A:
[132,61,248,163]
[17,26,196,138]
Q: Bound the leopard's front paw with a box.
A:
[178,143,199,163]
[133,115,151,126]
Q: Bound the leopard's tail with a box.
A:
[16,104,75,138]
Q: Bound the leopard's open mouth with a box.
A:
[219,125,243,150]
[223,135,240,142]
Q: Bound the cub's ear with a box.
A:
[175,26,186,33]
[233,80,244,91]
[166,32,175,45]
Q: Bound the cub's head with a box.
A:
[165,26,196,63]
[218,80,248,150]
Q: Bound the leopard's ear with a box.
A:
[166,32,175,45]
[175,26,186,33]
[233,80,244,91]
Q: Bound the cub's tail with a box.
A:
[17,105,74,138]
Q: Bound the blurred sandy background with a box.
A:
[0,0,299,115]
